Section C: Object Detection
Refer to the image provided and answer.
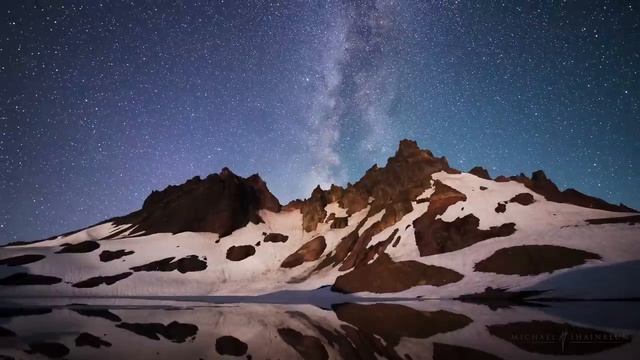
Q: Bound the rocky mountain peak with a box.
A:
[395,139,422,157]
[297,140,455,232]
[113,168,281,238]
[469,166,491,180]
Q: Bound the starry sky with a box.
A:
[1,0,639,243]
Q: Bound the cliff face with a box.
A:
[110,168,281,238]
[295,139,454,233]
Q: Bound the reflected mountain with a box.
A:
[0,299,637,359]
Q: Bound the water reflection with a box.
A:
[0,299,638,359]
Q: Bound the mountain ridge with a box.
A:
[0,139,638,300]
[4,139,635,246]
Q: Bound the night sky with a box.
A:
[1,1,638,243]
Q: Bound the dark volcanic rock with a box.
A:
[0,273,62,286]
[111,168,281,237]
[301,186,330,232]
[278,328,328,360]
[0,254,46,266]
[510,170,635,212]
[586,215,640,225]
[469,166,491,180]
[392,236,401,247]
[414,181,515,256]
[116,321,198,343]
[226,245,256,262]
[330,216,349,229]
[130,255,207,273]
[413,181,468,254]
[215,335,248,356]
[333,254,463,293]
[433,343,503,360]
[281,237,326,268]
[56,240,100,254]
[417,214,515,256]
[353,140,452,208]
[75,332,112,348]
[475,245,601,275]
[488,320,630,355]
[314,218,370,272]
[339,186,369,215]
[25,342,70,358]
[72,272,133,288]
[381,200,413,226]
[294,140,454,232]
[263,233,289,243]
[325,213,336,223]
[99,249,134,262]
[509,192,535,205]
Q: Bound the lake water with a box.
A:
[0,298,638,359]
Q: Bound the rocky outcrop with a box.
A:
[226,245,256,262]
[263,233,289,243]
[72,272,133,288]
[294,140,453,233]
[469,166,491,180]
[586,215,640,225]
[339,186,369,215]
[0,273,62,286]
[112,168,281,237]
[56,241,100,254]
[293,142,458,275]
[301,186,330,232]
[416,214,516,256]
[413,181,465,254]
[510,170,635,212]
[130,255,207,273]
[333,254,463,293]
[99,249,134,262]
[509,192,535,205]
[0,254,46,266]
[413,180,515,256]
[215,335,248,356]
[475,245,601,275]
[351,140,452,212]
[281,237,327,268]
[330,217,349,229]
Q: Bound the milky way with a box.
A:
[1,1,638,243]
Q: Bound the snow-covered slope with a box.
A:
[1,140,638,299]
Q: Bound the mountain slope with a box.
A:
[1,140,638,299]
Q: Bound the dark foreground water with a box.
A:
[0,298,638,359]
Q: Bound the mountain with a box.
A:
[1,140,639,299]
